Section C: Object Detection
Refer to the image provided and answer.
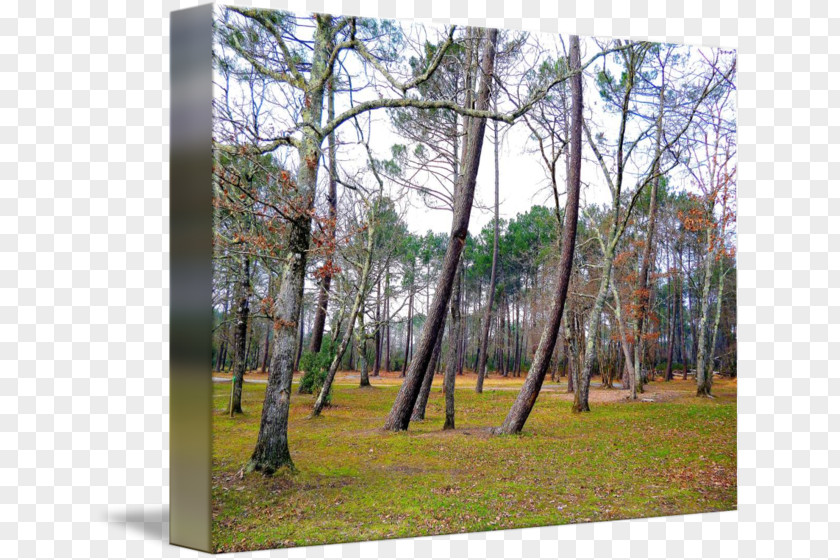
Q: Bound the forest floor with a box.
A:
[211,371,737,552]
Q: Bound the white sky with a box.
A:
[215,7,734,246]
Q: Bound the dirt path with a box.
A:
[210,371,725,404]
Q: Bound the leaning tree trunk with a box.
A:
[475,115,501,392]
[313,205,377,416]
[443,261,462,430]
[384,28,498,432]
[229,254,251,415]
[495,35,583,434]
[412,315,448,421]
[610,277,637,398]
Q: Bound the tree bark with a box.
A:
[475,114,501,392]
[695,218,715,397]
[260,320,270,373]
[443,261,462,430]
[412,313,447,421]
[247,213,313,473]
[495,36,582,434]
[294,300,305,372]
[373,279,382,377]
[679,250,689,379]
[631,63,666,395]
[704,261,729,393]
[357,300,371,387]
[385,270,391,371]
[610,276,637,396]
[246,17,331,474]
[401,285,414,377]
[229,254,250,415]
[215,285,230,372]
[664,251,677,381]
[385,28,498,431]
[308,75,339,354]
[313,196,379,415]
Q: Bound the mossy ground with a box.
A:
[211,371,736,552]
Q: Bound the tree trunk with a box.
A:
[294,301,305,372]
[563,314,575,393]
[631,68,665,395]
[664,252,677,381]
[443,261,462,430]
[308,75,339,354]
[247,214,313,474]
[610,277,636,396]
[357,300,371,388]
[215,341,226,372]
[475,113,501,392]
[412,312,447,421]
[229,255,250,415]
[705,262,729,393]
[401,285,414,377]
[313,196,379,415]
[260,321,270,372]
[373,279,381,377]
[385,270,391,371]
[495,36,582,434]
[246,18,331,474]
[385,28,498,431]
[695,221,715,397]
[513,299,521,376]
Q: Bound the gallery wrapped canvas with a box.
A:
[171,3,736,553]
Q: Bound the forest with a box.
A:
[209,7,736,551]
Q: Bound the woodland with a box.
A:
[210,7,736,550]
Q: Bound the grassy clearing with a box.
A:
[211,372,736,552]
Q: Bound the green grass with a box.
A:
[211,376,737,552]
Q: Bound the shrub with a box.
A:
[298,340,336,404]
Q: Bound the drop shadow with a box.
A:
[100,504,169,542]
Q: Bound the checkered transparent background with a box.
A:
[1,0,836,558]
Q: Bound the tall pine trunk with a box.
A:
[475,112,501,391]
[443,263,462,430]
[495,36,583,434]
[385,28,498,431]
[401,286,414,377]
[412,314,447,421]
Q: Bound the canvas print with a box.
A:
[208,5,736,552]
